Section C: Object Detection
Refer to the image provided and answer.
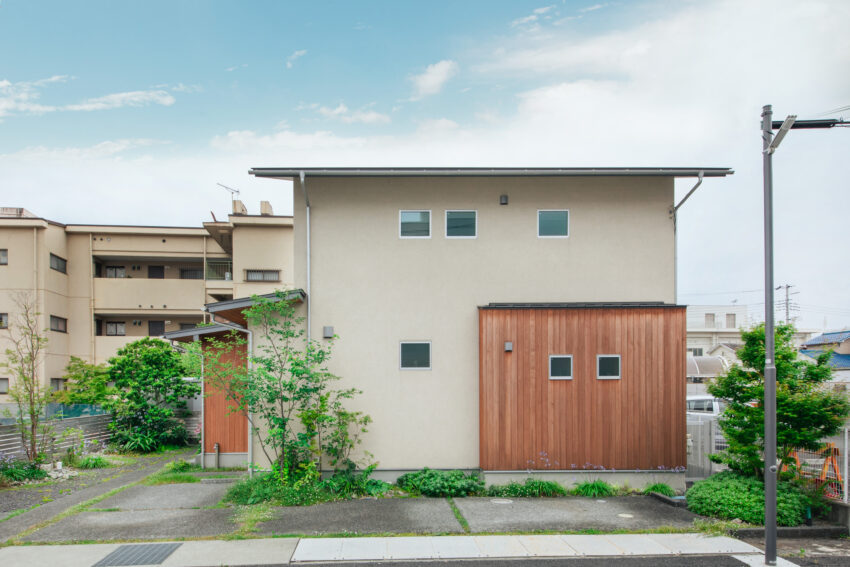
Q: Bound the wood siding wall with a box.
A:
[202,337,248,453]
[479,307,686,471]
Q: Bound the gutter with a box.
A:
[249,167,734,178]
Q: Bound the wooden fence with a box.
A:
[0,414,112,460]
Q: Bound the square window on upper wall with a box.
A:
[597,355,621,380]
[49,315,67,333]
[446,210,477,238]
[400,341,431,370]
[538,210,569,238]
[49,253,67,273]
[549,355,573,380]
[0,249,7,265]
[399,210,431,238]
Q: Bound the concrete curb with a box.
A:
[732,525,847,539]
[648,492,688,508]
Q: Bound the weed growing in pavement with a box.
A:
[487,478,567,497]
[643,483,676,497]
[572,480,615,498]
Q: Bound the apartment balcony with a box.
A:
[94,278,206,315]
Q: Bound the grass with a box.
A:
[143,473,201,486]
[0,504,40,523]
[232,503,274,537]
[572,480,616,498]
[446,497,470,533]
[643,483,677,497]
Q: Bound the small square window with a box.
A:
[400,341,431,369]
[0,313,8,329]
[49,253,67,273]
[0,249,7,265]
[0,378,8,394]
[49,315,67,333]
[549,355,573,380]
[446,211,477,238]
[50,378,66,392]
[245,269,280,282]
[399,210,431,238]
[726,313,736,329]
[597,355,621,380]
[106,321,126,336]
[538,210,569,237]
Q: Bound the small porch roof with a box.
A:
[205,289,306,326]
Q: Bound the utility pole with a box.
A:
[775,284,797,324]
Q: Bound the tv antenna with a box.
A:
[217,182,241,201]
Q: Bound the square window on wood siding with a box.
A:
[549,355,573,380]
[399,210,431,238]
[49,315,67,333]
[400,342,431,369]
[597,355,621,380]
[50,253,67,273]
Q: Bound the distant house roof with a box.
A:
[803,331,850,347]
[687,356,729,377]
[800,349,850,370]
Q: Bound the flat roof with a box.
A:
[250,167,733,179]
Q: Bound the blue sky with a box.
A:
[1,0,849,329]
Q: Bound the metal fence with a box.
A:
[0,403,108,426]
[687,418,849,502]
[0,414,112,460]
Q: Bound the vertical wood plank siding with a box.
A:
[479,307,686,471]
[202,337,248,453]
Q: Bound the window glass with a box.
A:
[538,210,568,237]
[597,355,620,379]
[446,211,476,238]
[180,267,203,280]
[106,322,126,336]
[106,266,126,278]
[148,320,165,336]
[0,313,8,329]
[726,313,736,328]
[549,355,573,379]
[49,315,67,333]
[0,378,8,394]
[246,269,280,282]
[400,211,430,238]
[49,253,67,273]
[50,378,66,392]
[0,249,7,265]
[400,342,431,369]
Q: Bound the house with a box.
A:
[0,202,292,399]
[800,330,850,388]
[207,166,733,489]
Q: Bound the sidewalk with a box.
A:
[0,533,799,566]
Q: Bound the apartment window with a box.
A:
[49,253,67,273]
[179,267,204,280]
[549,355,573,380]
[726,313,737,329]
[0,249,7,265]
[49,315,67,333]
[538,210,569,237]
[597,355,621,380]
[50,378,66,392]
[400,341,431,370]
[106,321,126,336]
[179,323,196,330]
[399,210,431,238]
[106,265,126,278]
[688,348,704,357]
[445,210,477,238]
[148,320,165,336]
[704,313,715,328]
[0,313,7,329]
[148,265,165,279]
[245,269,280,282]
[0,378,8,394]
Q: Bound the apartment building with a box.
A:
[0,203,293,399]
[228,167,734,488]
[685,304,750,357]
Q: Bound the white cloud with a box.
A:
[579,3,608,13]
[225,64,248,72]
[307,102,391,124]
[64,90,175,112]
[409,60,459,101]
[286,49,308,69]
[318,103,349,117]
[171,83,203,93]
[5,138,167,161]
[511,5,556,29]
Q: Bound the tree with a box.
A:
[107,338,200,452]
[53,356,114,405]
[0,294,52,461]
[202,291,370,481]
[708,323,850,479]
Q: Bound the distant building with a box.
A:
[800,330,850,388]
[686,305,750,357]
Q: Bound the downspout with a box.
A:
[195,333,204,469]
[300,171,311,340]
[89,233,95,363]
[209,313,254,477]
[670,171,704,300]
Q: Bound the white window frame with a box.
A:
[597,354,621,380]
[537,209,570,239]
[399,341,432,370]
[399,210,432,239]
[548,354,573,380]
[445,210,477,239]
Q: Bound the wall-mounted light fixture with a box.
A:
[504,341,513,352]
[323,326,334,339]
[500,195,509,205]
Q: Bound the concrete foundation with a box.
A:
[200,452,248,469]
[829,500,850,533]
[482,470,687,493]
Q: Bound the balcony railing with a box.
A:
[206,260,233,281]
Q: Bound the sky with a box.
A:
[1,0,849,330]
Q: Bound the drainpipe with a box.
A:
[209,314,254,477]
[196,332,204,469]
[300,170,311,340]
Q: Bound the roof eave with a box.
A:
[249,167,734,179]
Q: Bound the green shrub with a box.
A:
[488,478,567,497]
[166,460,202,473]
[145,472,201,485]
[225,471,331,506]
[396,468,484,497]
[573,480,615,498]
[686,471,809,526]
[323,463,390,498]
[643,483,676,497]
[0,453,48,483]
[77,455,111,469]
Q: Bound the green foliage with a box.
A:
[166,460,202,473]
[179,340,203,379]
[323,463,391,498]
[686,471,810,526]
[572,480,615,498]
[144,472,201,485]
[202,291,371,480]
[396,468,484,497]
[643,483,676,497]
[487,478,568,497]
[708,324,850,479]
[59,427,85,467]
[77,455,111,469]
[0,453,48,483]
[106,338,200,452]
[53,357,114,405]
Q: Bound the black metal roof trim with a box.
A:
[204,289,306,312]
[250,167,733,179]
[479,302,685,310]
[162,323,238,340]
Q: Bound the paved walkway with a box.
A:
[0,534,801,566]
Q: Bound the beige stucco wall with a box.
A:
[289,175,676,470]
[232,221,294,297]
